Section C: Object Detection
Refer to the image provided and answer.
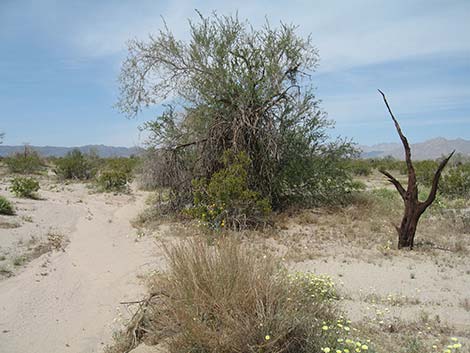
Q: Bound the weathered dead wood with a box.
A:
[378,89,454,249]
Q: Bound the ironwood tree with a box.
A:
[118,12,356,212]
[378,90,454,249]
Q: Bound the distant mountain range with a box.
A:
[0,144,141,158]
[359,137,470,160]
[1,138,468,160]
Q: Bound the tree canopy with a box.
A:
[118,12,356,214]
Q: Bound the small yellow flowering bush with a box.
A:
[10,177,40,198]
[287,272,338,302]
[440,337,463,353]
[188,151,271,230]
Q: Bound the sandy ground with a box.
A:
[0,179,162,353]
[1,172,469,353]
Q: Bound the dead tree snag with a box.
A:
[378,89,454,249]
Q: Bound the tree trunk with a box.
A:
[398,200,420,249]
[378,90,454,250]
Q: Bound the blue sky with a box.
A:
[1,0,469,147]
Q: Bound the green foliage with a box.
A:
[54,149,95,180]
[188,151,271,229]
[369,156,405,173]
[95,157,137,192]
[371,188,400,202]
[102,157,138,176]
[5,147,44,174]
[96,170,129,192]
[441,163,470,198]
[369,188,402,214]
[119,12,356,213]
[411,160,439,187]
[10,177,40,198]
[347,159,373,176]
[0,195,15,215]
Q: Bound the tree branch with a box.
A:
[378,89,414,175]
[379,169,406,199]
[419,150,455,211]
[164,139,208,151]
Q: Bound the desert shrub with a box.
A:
[96,170,129,192]
[369,156,405,173]
[412,160,439,187]
[10,177,40,198]
[5,147,44,174]
[441,163,470,199]
[103,157,138,177]
[105,240,374,353]
[95,157,137,192]
[187,151,271,229]
[118,13,357,214]
[54,149,95,180]
[0,196,15,215]
[348,159,373,176]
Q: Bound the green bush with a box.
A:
[105,240,375,353]
[5,148,44,174]
[96,170,129,192]
[0,196,15,215]
[347,159,373,176]
[95,157,137,192]
[103,157,138,176]
[10,177,40,198]
[441,163,470,199]
[119,13,358,214]
[54,149,95,180]
[412,160,439,187]
[188,151,271,230]
[369,156,405,173]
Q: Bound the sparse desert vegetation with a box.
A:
[0,195,15,215]
[1,5,470,353]
[10,176,40,198]
[102,12,470,353]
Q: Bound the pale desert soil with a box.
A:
[0,178,162,353]
[1,173,469,353]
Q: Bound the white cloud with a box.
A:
[7,0,468,71]
[75,1,470,71]
[323,84,470,127]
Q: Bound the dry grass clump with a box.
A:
[106,240,375,353]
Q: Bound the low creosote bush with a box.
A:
[5,148,44,174]
[0,195,15,215]
[96,170,129,192]
[95,157,136,192]
[441,163,470,199]
[54,149,95,180]
[10,177,40,198]
[103,157,138,176]
[105,240,376,353]
[347,159,373,176]
[187,151,271,230]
